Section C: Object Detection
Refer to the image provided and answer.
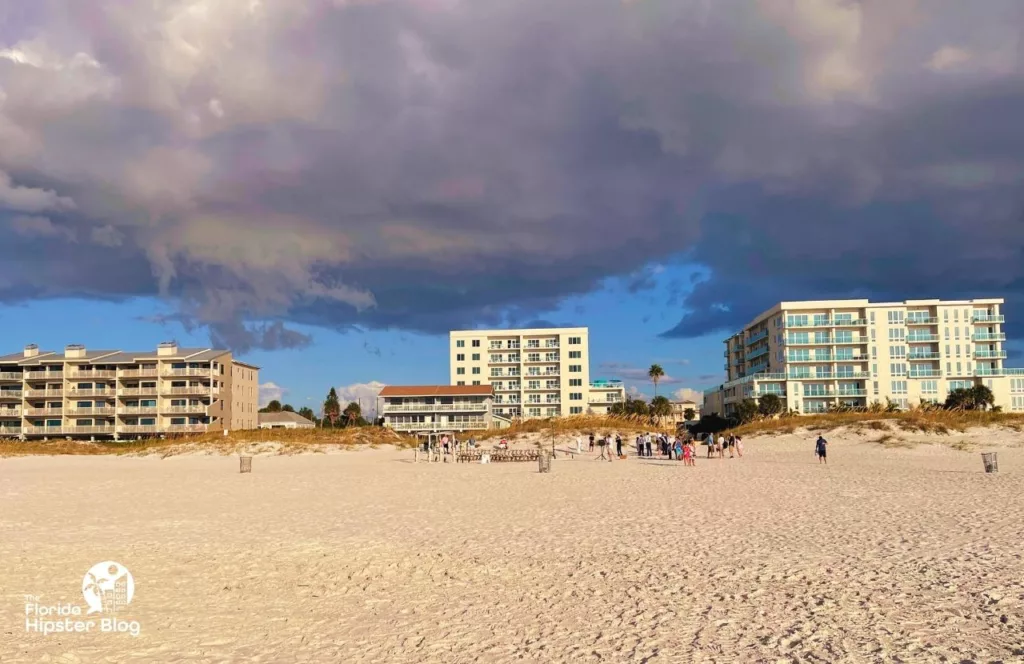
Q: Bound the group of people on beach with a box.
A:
[699,432,744,459]
[578,431,719,466]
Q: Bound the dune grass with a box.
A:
[729,410,1024,438]
[0,426,418,458]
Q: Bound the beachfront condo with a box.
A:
[703,298,1023,416]
[378,384,509,434]
[0,342,259,440]
[448,327,625,420]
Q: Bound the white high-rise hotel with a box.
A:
[704,298,1024,416]
[448,327,625,420]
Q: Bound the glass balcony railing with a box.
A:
[973,333,1006,342]
[907,334,940,342]
[746,330,769,345]
[975,368,1004,376]
[908,352,941,360]
[905,317,939,325]
[974,350,1007,359]
[747,346,769,360]
[908,370,941,378]
[1006,368,1024,375]
[972,314,1004,323]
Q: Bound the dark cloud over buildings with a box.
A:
[1,0,1022,349]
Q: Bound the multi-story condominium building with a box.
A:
[379,385,508,434]
[0,342,259,439]
[448,327,625,420]
[704,298,1023,416]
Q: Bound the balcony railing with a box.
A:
[23,372,64,381]
[119,425,159,434]
[0,427,22,434]
[908,370,942,378]
[906,317,939,325]
[23,426,63,436]
[119,387,159,396]
[166,425,209,433]
[22,389,58,398]
[833,372,872,379]
[974,350,1007,359]
[67,407,116,416]
[163,405,211,414]
[24,408,63,416]
[746,346,769,360]
[787,356,835,363]
[746,330,769,345]
[973,333,1006,342]
[66,389,114,398]
[68,370,116,379]
[972,314,1004,323]
[787,319,868,328]
[117,407,158,415]
[590,380,623,388]
[0,391,24,399]
[975,368,1005,376]
[63,426,116,435]
[162,368,211,377]
[1005,368,1024,375]
[0,372,23,381]
[0,408,22,418]
[908,352,941,360]
[836,390,868,397]
[388,421,487,432]
[907,334,940,343]
[119,369,159,378]
[786,338,834,346]
[162,386,212,395]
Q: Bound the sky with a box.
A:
[1,0,1023,411]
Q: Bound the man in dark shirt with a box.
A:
[815,434,828,464]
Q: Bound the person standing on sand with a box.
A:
[716,434,725,459]
[645,433,653,458]
[728,434,736,459]
[683,440,694,466]
[575,435,582,454]
[706,432,714,459]
[615,434,622,458]
[815,434,828,464]
[735,435,744,458]
[589,433,595,452]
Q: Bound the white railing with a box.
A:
[162,368,210,377]
[166,425,208,433]
[0,427,22,434]
[21,390,53,398]
[119,388,159,396]
[381,403,488,413]
[23,372,63,381]
[163,406,209,414]
[117,407,158,415]
[67,407,116,416]
[119,425,158,434]
[66,389,114,398]
[23,426,63,436]
[388,421,487,431]
[24,408,63,416]
[63,426,116,435]
[68,370,116,379]
[0,408,23,417]
[0,372,24,381]
[119,369,159,378]
[162,386,212,395]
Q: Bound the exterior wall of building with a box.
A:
[380,392,495,433]
[586,380,625,415]
[706,298,1022,416]
[449,327,592,420]
[230,360,259,430]
[0,344,259,439]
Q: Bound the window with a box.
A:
[889,346,906,359]
[953,310,959,321]
[472,367,480,375]
[888,328,905,342]
[528,408,541,417]
[872,364,877,375]
[870,311,876,323]
[570,406,583,414]
[456,380,465,386]
[472,353,480,361]
[788,349,810,361]
[456,368,465,375]
[837,365,856,378]
[456,340,465,348]
[472,380,481,385]
[1012,396,1024,412]
[955,345,961,356]
[1011,379,1024,393]
[890,363,907,376]
[456,354,465,361]
[569,365,582,373]
[569,351,581,359]
[870,329,876,341]
[568,336,581,345]
[943,310,949,322]
[947,362,952,374]
[954,328,960,340]
[786,314,809,327]
[948,380,972,391]
[490,354,502,363]
[490,368,503,377]
[834,331,852,343]
[891,381,908,395]
[920,380,938,395]
[471,340,480,347]
[871,346,877,359]
[569,392,583,401]
[888,311,905,324]
[569,379,582,387]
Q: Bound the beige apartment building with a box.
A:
[704,298,1023,417]
[0,342,259,440]
[379,385,507,434]
[448,327,625,420]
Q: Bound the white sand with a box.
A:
[2,431,1023,662]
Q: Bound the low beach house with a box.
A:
[379,385,509,434]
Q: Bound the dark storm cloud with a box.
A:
[1,0,1022,349]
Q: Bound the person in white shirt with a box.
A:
[716,434,725,458]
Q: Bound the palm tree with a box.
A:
[648,364,665,398]
[683,407,697,421]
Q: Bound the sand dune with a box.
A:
[2,432,1023,662]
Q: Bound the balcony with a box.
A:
[162,368,211,377]
[786,338,833,346]
[907,334,940,343]
[162,385,213,396]
[906,317,939,325]
[836,390,868,397]
[119,368,159,378]
[908,352,941,360]
[787,356,834,363]
[67,407,116,416]
[908,370,941,378]
[834,372,872,379]
[23,426,63,436]
[975,368,1004,376]
[22,389,58,398]
[382,403,489,413]
[746,330,769,345]
[63,426,116,435]
[0,426,22,435]
[787,319,867,328]
[23,372,63,381]
[0,408,22,418]
[747,346,769,360]
[972,314,1004,323]
[0,390,24,400]
[752,390,787,398]
[120,387,159,396]
[832,337,868,345]
[118,407,158,415]
[974,350,1007,359]
[120,425,159,434]
[973,333,1006,342]
[67,389,114,398]
[24,407,63,416]
[389,420,487,432]
[590,379,623,388]
[163,405,211,414]
[1005,368,1024,376]
[68,370,116,379]
[0,372,23,381]
[166,424,209,433]
[494,385,520,392]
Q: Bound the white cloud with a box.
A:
[0,172,76,213]
[334,381,387,416]
[927,46,973,72]
[672,388,704,405]
[258,381,287,407]
[9,215,75,241]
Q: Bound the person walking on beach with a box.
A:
[635,435,642,457]
[716,434,725,459]
[615,434,622,458]
[735,435,744,458]
[644,434,653,458]
[683,440,694,466]
[728,434,736,459]
[815,434,828,464]
[575,435,583,454]
[705,432,714,459]
[589,433,595,452]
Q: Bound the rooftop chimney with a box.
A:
[65,344,86,359]
[157,341,179,357]
[24,344,39,358]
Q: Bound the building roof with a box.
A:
[259,411,315,426]
[378,385,494,397]
[0,346,257,368]
[449,326,587,337]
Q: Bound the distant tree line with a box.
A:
[259,386,384,428]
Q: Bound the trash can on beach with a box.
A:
[240,456,252,473]
[981,452,998,473]
[538,452,551,473]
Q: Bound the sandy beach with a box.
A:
[2,431,1023,662]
